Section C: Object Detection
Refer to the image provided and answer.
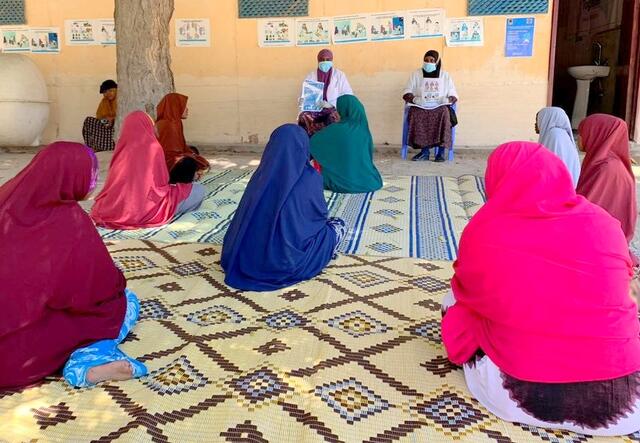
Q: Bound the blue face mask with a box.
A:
[423,62,437,73]
[318,61,333,73]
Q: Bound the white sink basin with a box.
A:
[568,65,610,80]
[568,65,612,129]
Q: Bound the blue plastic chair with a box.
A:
[401,103,457,161]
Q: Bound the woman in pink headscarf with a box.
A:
[0,142,146,389]
[577,114,636,244]
[91,111,205,229]
[441,142,640,436]
[298,49,353,136]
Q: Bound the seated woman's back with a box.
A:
[155,93,188,163]
[536,107,581,187]
[221,124,339,291]
[0,142,127,388]
[442,142,640,435]
[156,93,210,178]
[577,114,636,243]
[91,111,192,229]
[310,95,383,193]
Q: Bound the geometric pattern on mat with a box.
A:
[98,171,486,261]
[0,240,633,443]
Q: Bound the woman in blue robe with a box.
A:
[221,124,346,291]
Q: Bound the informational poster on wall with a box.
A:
[30,28,60,53]
[258,18,294,47]
[446,17,484,47]
[505,17,534,57]
[0,27,31,52]
[295,18,331,46]
[332,15,369,44]
[176,19,211,47]
[65,20,96,45]
[369,12,405,42]
[96,19,116,45]
[406,9,445,39]
[65,19,116,46]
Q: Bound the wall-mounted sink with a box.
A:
[568,65,611,129]
[568,65,610,81]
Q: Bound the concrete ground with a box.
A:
[4,141,640,187]
[0,148,489,191]
[2,146,639,249]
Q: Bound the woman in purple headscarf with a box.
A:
[403,50,458,162]
[298,49,353,137]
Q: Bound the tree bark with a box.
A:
[114,0,175,138]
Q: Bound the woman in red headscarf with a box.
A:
[441,142,640,436]
[91,111,205,230]
[298,49,353,137]
[155,93,210,183]
[0,142,146,389]
[577,114,636,244]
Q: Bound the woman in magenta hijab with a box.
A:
[91,111,205,230]
[442,142,640,436]
[0,142,146,389]
[577,114,636,243]
[298,49,353,136]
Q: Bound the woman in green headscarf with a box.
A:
[310,95,383,194]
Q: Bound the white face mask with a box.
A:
[423,62,437,73]
[318,61,333,73]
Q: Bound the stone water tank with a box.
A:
[0,54,49,146]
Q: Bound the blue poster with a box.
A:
[505,17,534,58]
[300,80,324,112]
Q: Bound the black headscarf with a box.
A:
[99,79,117,94]
[422,50,442,78]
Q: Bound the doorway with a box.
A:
[548,0,640,138]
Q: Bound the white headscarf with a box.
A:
[537,107,581,187]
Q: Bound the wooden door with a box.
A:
[548,0,560,106]
[615,0,640,136]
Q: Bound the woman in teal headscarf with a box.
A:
[310,95,383,194]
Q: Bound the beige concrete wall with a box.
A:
[20,0,553,147]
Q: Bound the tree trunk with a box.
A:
[114,0,175,138]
